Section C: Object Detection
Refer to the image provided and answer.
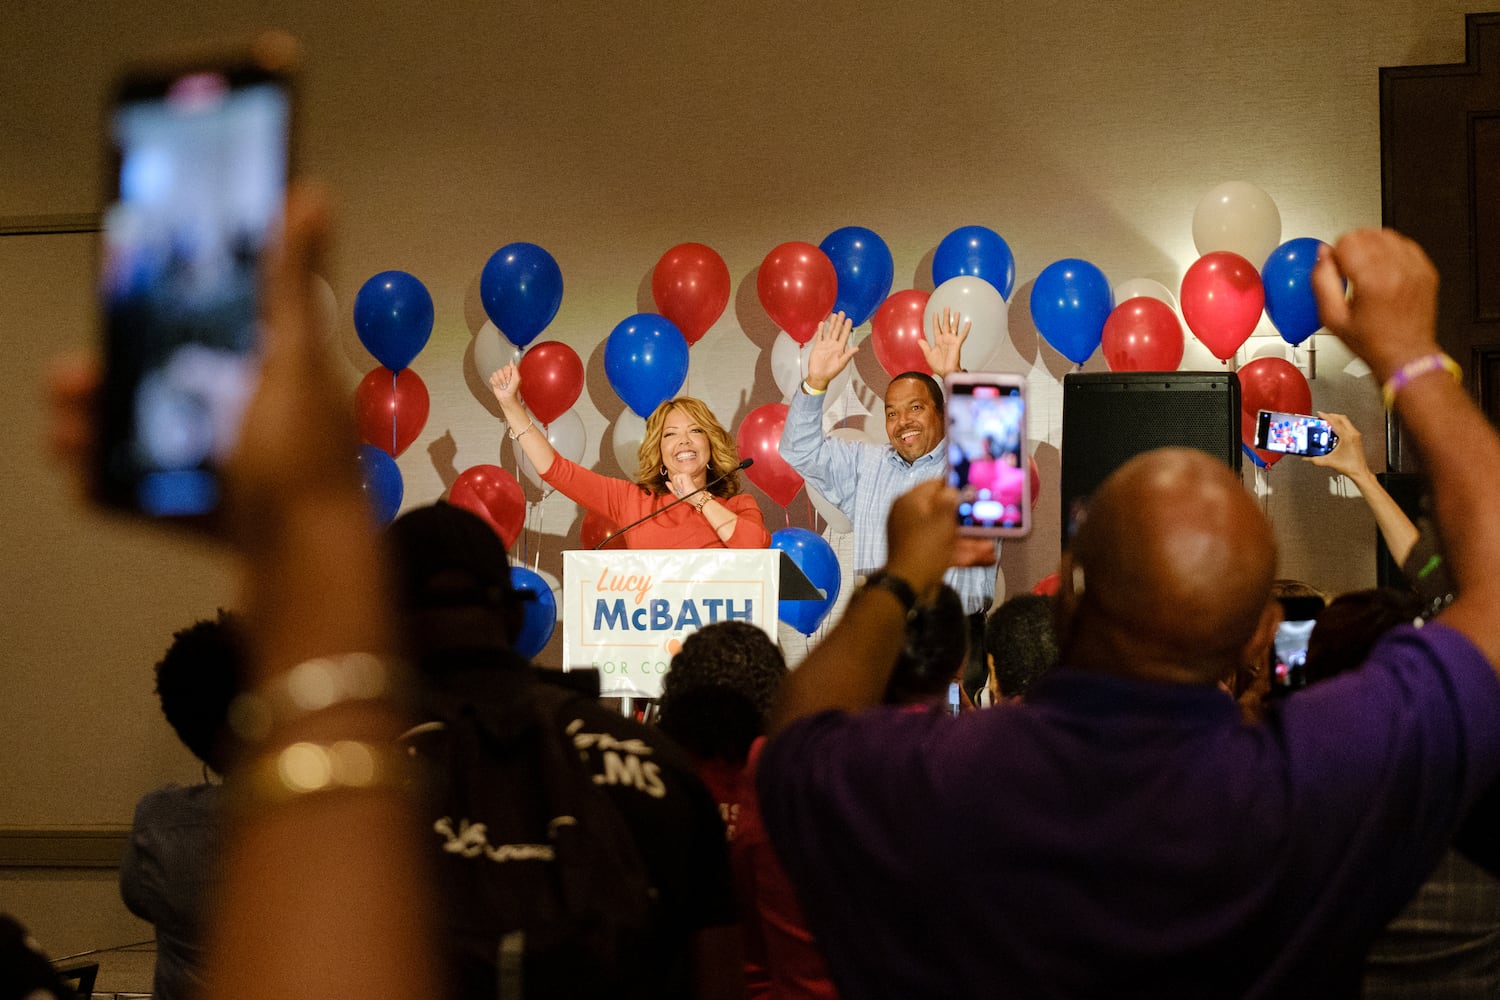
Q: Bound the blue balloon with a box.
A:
[1262,238,1325,346]
[509,566,558,658]
[353,271,433,371]
[481,242,563,349]
[819,226,894,327]
[933,225,1016,300]
[1029,258,1113,364]
[604,313,689,418]
[770,528,841,636]
[356,444,403,525]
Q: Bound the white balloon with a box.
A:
[924,276,1009,371]
[1112,277,1180,313]
[609,409,648,476]
[769,331,852,402]
[806,482,852,534]
[472,321,522,383]
[1192,181,1282,269]
[518,409,587,491]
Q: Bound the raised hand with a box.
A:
[806,311,858,391]
[1312,230,1439,382]
[1307,412,1370,481]
[919,307,970,377]
[488,363,522,408]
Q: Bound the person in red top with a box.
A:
[490,363,770,549]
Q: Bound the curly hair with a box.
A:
[657,621,787,763]
[634,396,745,498]
[983,593,1059,699]
[154,610,246,774]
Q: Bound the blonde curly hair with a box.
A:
[635,397,745,498]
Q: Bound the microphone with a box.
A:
[593,458,754,550]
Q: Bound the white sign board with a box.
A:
[561,549,782,698]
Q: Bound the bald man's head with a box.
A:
[1057,448,1278,685]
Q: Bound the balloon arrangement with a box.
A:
[346,184,1329,652]
[353,270,435,521]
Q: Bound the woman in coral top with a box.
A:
[490,363,770,549]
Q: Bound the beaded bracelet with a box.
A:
[228,652,399,744]
[508,419,537,441]
[1381,352,1461,411]
[230,739,413,811]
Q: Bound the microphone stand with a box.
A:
[592,458,754,550]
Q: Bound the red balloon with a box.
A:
[735,403,804,507]
[580,509,621,550]
[1238,357,1312,467]
[652,243,731,345]
[518,341,584,425]
[757,242,838,344]
[1101,298,1185,372]
[449,464,526,547]
[1180,252,1265,361]
[870,289,933,378]
[1031,572,1060,596]
[355,366,429,457]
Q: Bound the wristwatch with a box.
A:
[859,570,918,618]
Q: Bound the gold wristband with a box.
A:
[230,739,413,812]
[691,492,711,512]
[228,652,400,744]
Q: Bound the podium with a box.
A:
[561,549,821,698]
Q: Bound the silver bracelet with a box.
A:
[508,419,536,441]
[228,652,399,744]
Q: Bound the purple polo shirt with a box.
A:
[757,623,1500,999]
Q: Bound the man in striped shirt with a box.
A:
[779,311,999,620]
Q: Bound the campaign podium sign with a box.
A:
[561,549,820,698]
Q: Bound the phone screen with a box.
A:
[945,374,1029,537]
[97,59,292,517]
[1269,595,1323,694]
[1253,410,1338,458]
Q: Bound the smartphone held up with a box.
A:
[1253,409,1338,458]
[95,36,296,520]
[944,372,1030,538]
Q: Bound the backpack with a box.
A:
[404,678,655,1000]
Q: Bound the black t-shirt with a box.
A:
[415,652,736,1000]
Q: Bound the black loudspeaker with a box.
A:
[1374,471,1425,589]
[1060,372,1242,546]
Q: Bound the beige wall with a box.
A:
[3,0,1490,957]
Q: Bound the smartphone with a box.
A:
[944,372,1030,537]
[1253,410,1338,458]
[1268,595,1323,695]
[95,37,296,519]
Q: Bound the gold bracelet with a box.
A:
[228,652,400,744]
[691,492,711,512]
[508,419,537,441]
[230,739,413,811]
